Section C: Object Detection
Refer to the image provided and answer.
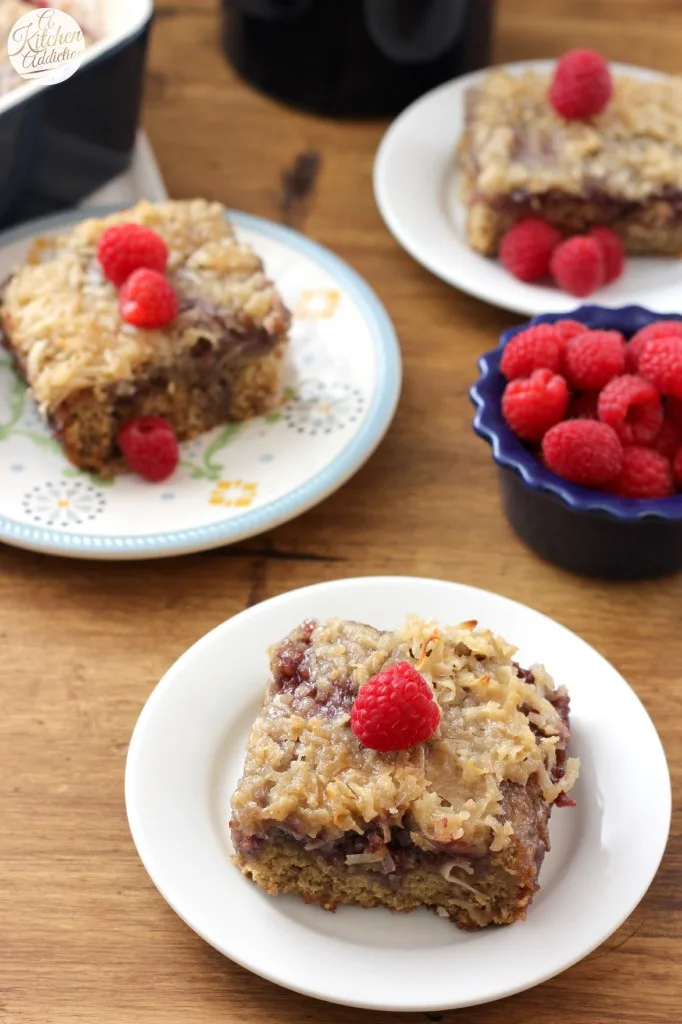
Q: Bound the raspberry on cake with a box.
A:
[457,67,682,256]
[97,223,169,287]
[350,662,440,751]
[0,200,290,477]
[230,617,579,931]
[549,50,613,121]
[118,268,179,330]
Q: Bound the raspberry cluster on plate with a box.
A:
[500,318,682,498]
[500,218,624,296]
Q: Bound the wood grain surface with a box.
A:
[1,1,681,1021]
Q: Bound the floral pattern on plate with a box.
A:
[282,381,366,436]
[21,480,107,527]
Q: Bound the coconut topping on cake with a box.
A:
[0,199,290,412]
[461,69,682,201]
[231,617,579,854]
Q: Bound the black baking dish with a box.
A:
[0,0,153,228]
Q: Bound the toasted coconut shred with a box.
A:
[460,70,682,202]
[230,617,580,854]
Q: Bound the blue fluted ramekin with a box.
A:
[470,305,682,580]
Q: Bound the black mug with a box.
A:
[222,0,496,117]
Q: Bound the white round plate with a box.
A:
[374,60,682,317]
[125,576,670,1012]
[0,209,400,559]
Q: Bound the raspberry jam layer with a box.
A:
[231,775,551,893]
[270,618,360,718]
[478,187,682,231]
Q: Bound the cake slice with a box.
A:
[230,616,579,930]
[0,199,290,476]
[457,68,682,256]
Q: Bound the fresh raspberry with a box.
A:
[625,337,645,374]
[609,446,674,498]
[119,268,178,329]
[568,391,600,420]
[668,398,682,427]
[626,321,682,373]
[350,662,440,752]
[631,321,682,345]
[562,329,625,390]
[638,336,682,399]
[652,415,682,460]
[500,324,562,379]
[97,223,168,288]
[552,319,586,344]
[501,368,569,442]
[118,416,179,482]
[499,218,561,283]
[588,226,624,283]
[597,375,663,446]
[542,419,623,487]
[549,49,613,120]
[673,448,682,489]
[550,236,606,297]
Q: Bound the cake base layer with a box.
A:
[1,316,283,476]
[464,190,682,258]
[233,779,551,931]
[235,835,535,930]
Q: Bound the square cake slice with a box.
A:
[0,199,290,476]
[230,617,579,930]
[457,68,682,256]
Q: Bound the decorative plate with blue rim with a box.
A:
[0,209,401,559]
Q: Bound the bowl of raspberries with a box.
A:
[470,305,682,579]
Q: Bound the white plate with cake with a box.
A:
[125,576,671,1011]
[0,200,401,558]
[374,59,682,316]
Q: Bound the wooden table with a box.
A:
[2,2,681,1022]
